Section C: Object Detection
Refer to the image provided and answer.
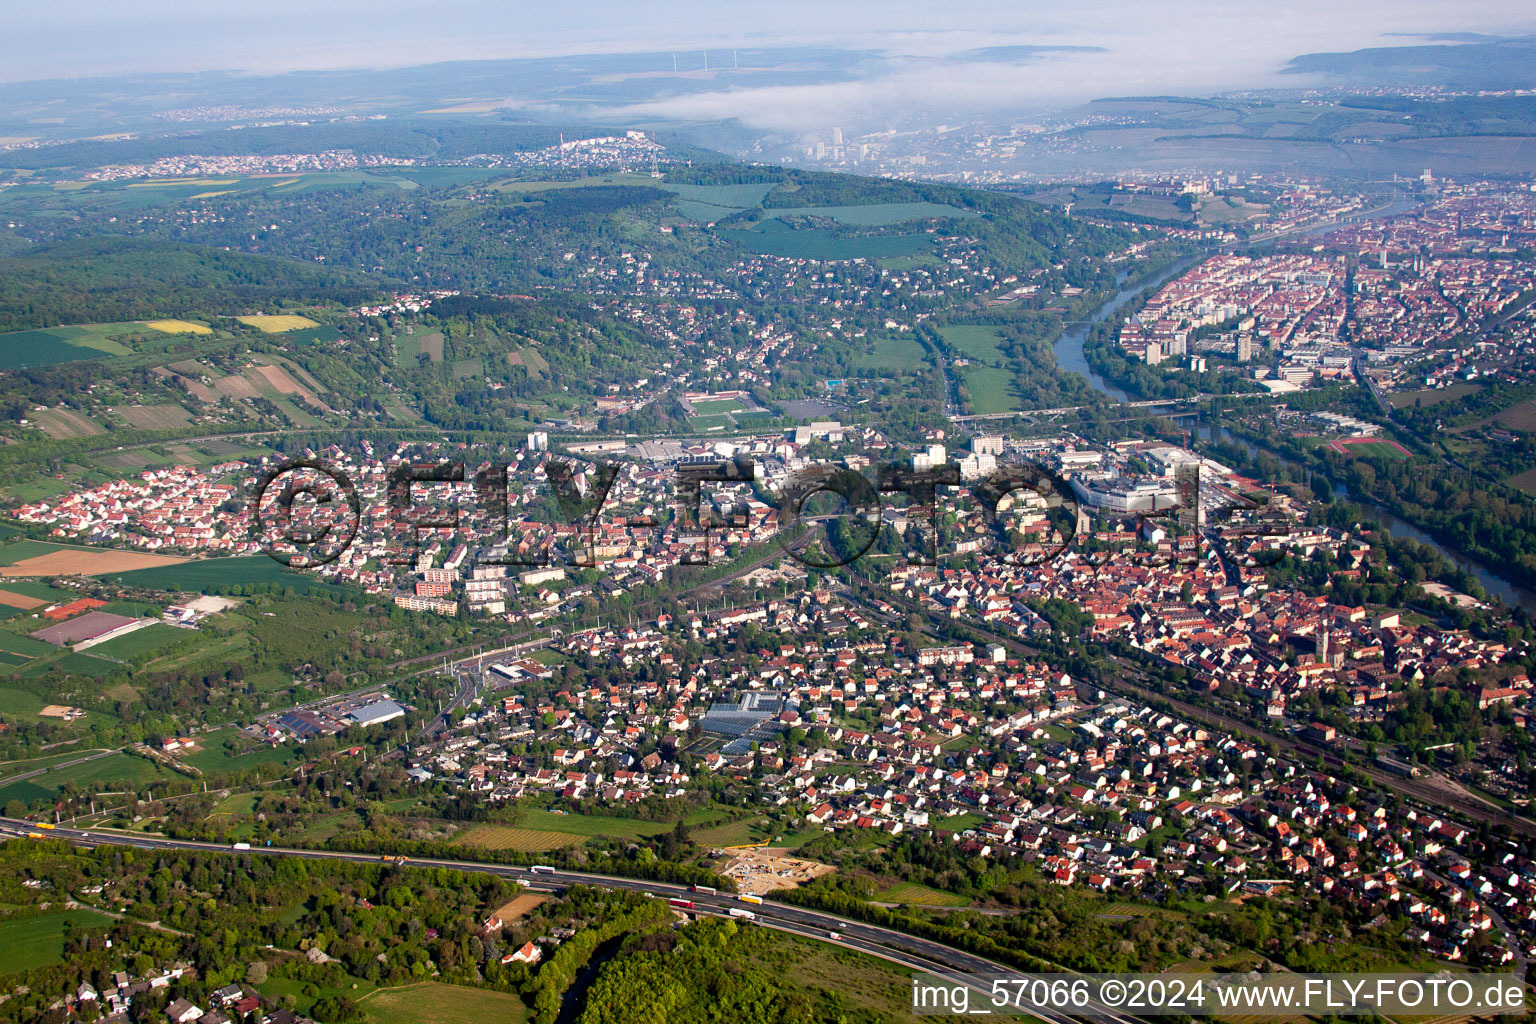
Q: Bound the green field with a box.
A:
[959,365,1018,415]
[719,225,932,261]
[21,652,115,677]
[0,685,47,718]
[85,623,189,661]
[0,752,171,805]
[181,728,300,774]
[0,328,118,370]
[937,324,1007,362]
[878,881,971,907]
[687,414,734,432]
[0,633,60,660]
[359,982,528,1024]
[769,202,977,226]
[855,334,929,371]
[109,556,342,594]
[688,397,746,414]
[0,909,114,974]
[0,540,79,567]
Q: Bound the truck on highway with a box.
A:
[728,908,756,920]
[667,898,695,910]
[232,842,251,850]
[529,865,556,875]
[690,884,717,895]
[737,894,763,905]
[36,823,53,830]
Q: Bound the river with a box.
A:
[1052,255,1202,403]
[1054,190,1420,405]
[1197,426,1536,614]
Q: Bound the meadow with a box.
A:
[182,730,299,774]
[855,334,929,372]
[0,910,114,973]
[768,201,976,226]
[959,365,1019,415]
[937,324,1007,362]
[359,982,529,1024]
[719,227,931,261]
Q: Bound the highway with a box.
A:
[0,817,1146,1024]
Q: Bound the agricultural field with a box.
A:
[0,910,114,974]
[85,622,190,661]
[29,408,105,438]
[1507,467,1536,497]
[0,323,138,371]
[767,201,976,226]
[515,807,674,840]
[1388,383,1480,409]
[113,404,193,430]
[0,751,174,807]
[359,982,529,1024]
[419,331,445,361]
[236,314,320,333]
[877,881,971,907]
[0,589,45,610]
[1493,398,1536,433]
[455,824,586,852]
[144,319,212,335]
[108,555,340,594]
[490,172,659,196]
[0,543,187,578]
[718,225,932,261]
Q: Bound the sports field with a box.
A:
[455,824,586,852]
[1326,436,1410,459]
[238,314,320,333]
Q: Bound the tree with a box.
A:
[245,961,268,985]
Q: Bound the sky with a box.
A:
[5,1,1535,127]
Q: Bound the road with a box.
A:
[0,749,116,788]
[0,817,1146,1024]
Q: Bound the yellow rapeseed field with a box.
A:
[144,319,213,335]
[237,314,320,333]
